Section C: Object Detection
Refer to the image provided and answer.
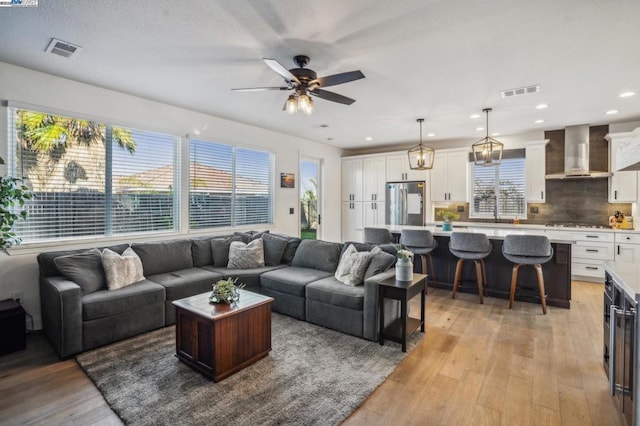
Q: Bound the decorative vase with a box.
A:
[442,220,453,232]
[396,257,413,282]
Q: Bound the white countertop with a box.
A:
[383,224,573,244]
[604,261,640,301]
[425,221,640,233]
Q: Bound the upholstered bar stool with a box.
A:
[400,229,437,291]
[449,232,492,304]
[364,227,395,244]
[502,234,554,314]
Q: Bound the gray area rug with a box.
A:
[76,313,423,426]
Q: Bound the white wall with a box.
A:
[0,61,344,329]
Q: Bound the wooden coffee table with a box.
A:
[172,289,273,381]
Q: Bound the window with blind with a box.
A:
[7,107,179,243]
[470,149,526,219]
[189,138,274,228]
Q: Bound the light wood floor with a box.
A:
[0,281,623,425]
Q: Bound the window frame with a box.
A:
[469,149,527,220]
[187,136,275,230]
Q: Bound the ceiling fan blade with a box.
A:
[231,87,290,92]
[263,58,300,85]
[312,70,365,88]
[310,88,356,105]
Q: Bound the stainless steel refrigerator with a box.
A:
[385,181,426,226]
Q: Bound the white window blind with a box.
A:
[189,138,274,228]
[471,150,526,219]
[8,107,179,243]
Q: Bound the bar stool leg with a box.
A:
[509,263,521,309]
[452,259,464,299]
[474,260,484,304]
[535,264,547,315]
[428,254,436,289]
[481,259,488,296]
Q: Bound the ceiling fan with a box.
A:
[232,55,365,115]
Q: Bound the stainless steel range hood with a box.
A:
[545,124,612,179]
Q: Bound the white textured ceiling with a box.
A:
[0,0,639,149]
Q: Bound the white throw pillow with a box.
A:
[227,239,265,269]
[102,247,145,290]
[334,244,373,286]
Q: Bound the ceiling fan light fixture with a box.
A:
[408,118,434,170]
[472,108,503,166]
[297,93,313,115]
[284,95,298,114]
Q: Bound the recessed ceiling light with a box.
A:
[619,92,635,98]
[605,110,619,115]
[536,103,548,109]
[534,119,544,124]
[427,133,435,137]
[470,114,481,119]
[365,137,373,141]
[491,133,500,137]
[476,127,484,131]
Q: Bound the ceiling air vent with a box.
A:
[501,84,540,98]
[45,38,82,58]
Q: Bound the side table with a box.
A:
[378,273,426,352]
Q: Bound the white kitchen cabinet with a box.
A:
[363,201,385,227]
[606,133,638,203]
[386,153,429,182]
[524,140,548,203]
[430,148,469,202]
[341,158,363,202]
[341,201,363,242]
[363,157,386,202]
[545,229,614,282]
[615,233,640,263]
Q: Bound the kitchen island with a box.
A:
[382,225,574,308]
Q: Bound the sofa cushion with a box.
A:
[339,241,375,258]
[262,233,288,266]
[147,267,221,301]
[132,240,193,276]
[291,239,342,272]
[202,264,286,277]
[227,239,265,269]
[82,279,165,321]
[191,236,218,267]
[364,247,396,280]
[234,230,269,244]
[211,236,243,267]
[260,266,333,297]
[54,248,106,295]
[102,247,146,291]
[271,232,301,264]
[38,244,129,278]
[334,244,373,286]
[306,276,365,311]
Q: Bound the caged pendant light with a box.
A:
[472,108,503,166]
[408,118,435,170]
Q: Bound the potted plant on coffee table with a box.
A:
[436,209,460,232]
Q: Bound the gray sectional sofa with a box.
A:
[38,233,400,358]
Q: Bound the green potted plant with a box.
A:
[436,209,460,232]
[209,277,246,304]
[0,156,32,250]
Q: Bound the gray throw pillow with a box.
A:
[102,247,145,291]
[262,233,288,266]
[227,239,265,269]
[233,230,269,244]
[334,244,373,286]
[54,248,106,295]
[211,236,242,267]
[364,246,396,280]
[291,239,342,272]
[131,240,193,276]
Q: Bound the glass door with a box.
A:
[300,158,321,240]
